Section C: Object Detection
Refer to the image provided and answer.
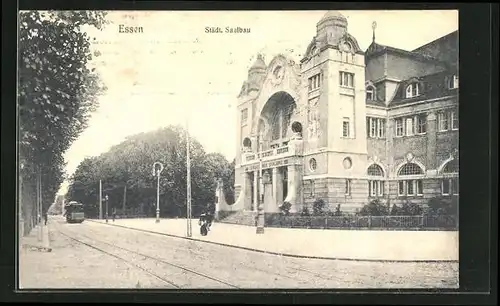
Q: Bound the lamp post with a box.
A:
[186,122,192,237]
[105,194,109,223]
[256,139,265,234]
[153,162,164,223]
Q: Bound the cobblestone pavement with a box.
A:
[19,217,459,289]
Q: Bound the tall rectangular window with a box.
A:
[442,179,450,195]
[339,71,354,88]
[308,73,322,91]
[416,180,423,195]
[405,117,415,136]
[395,118,404,137]
[417,114,427,134]
[342,118,350,138]
[377,119,385,138]
[398,181,405,196]
[369,181,384,197]
[407,180,415,195]
[241,108,248,125]
[345,179,351,195]
[370,118,376,138]
[438,112,449,131]
[452,178,459,195]
[451,110,458,130]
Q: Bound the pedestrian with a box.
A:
[199,213,208,236]
[112,208,116,222]
[43,211,48,225]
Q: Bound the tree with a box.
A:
[66,126,234,218]
[18,11,108,233]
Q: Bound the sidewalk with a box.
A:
[89,218,458,262]
[20,224,51,252]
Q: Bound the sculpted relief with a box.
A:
[307,98,320,140]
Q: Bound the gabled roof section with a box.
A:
[365,41,443,63]
[412,30,458,68]
[389,69,458,107]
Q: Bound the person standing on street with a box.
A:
[43,211,48,225]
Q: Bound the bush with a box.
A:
[401,200,423,215]
[312,198,326,215]
[279,201,292,216]
[390,203,401,215]
[300,206,311,216]
[359,199,389,216]
[428,196,458,215]
[334,204,342,216]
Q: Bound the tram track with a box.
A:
[80,222,346,287]
[53,221,240,289]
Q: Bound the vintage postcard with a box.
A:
[18,10,459,289]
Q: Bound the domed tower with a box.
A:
[247,53,267,91]
[316,11,348,47]
[300,10,368,214]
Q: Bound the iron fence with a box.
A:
[264,214,458,230]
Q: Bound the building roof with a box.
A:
[318,11,347,24]
[412,30,458,68]
[389,70,458,107]
[365,41,443,63]
[249,54,266,70]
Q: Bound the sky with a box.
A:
[57,10,458,195]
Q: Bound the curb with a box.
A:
[22,244,52,252]
[87,220,458,263]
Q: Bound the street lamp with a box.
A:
[153,162,164,223]
[105,194,109,223]
[256,138,265,234]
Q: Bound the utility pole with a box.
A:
[99,180,103,219]
[186,119,192,237]
[37,167,43,242]
[105,194,109,223]
[256,140,264,234]
[122,185,127,215]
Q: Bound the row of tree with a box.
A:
[65,126,235,218]
[19,11,109,234]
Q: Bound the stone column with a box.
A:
[426,112,438,170]
[285,164,303,213]
[271,167,284,213]
[244,172,253,211]
[386,118,395,178]
[253,170,259,211]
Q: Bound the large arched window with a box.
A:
[397,162,424,197]
[441,159,459,196]
[398,163,424,176]
[367,164,384,197]
[442,159,459,173]
[367,164,384,176]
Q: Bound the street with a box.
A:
[19,216,459,289]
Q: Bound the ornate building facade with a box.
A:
[221,11,458,214]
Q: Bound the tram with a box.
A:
[64,201,85,223]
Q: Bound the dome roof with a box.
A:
[318,10,347,24]
[250,53,266,70]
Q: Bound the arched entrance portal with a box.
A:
[257,91,297,151]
